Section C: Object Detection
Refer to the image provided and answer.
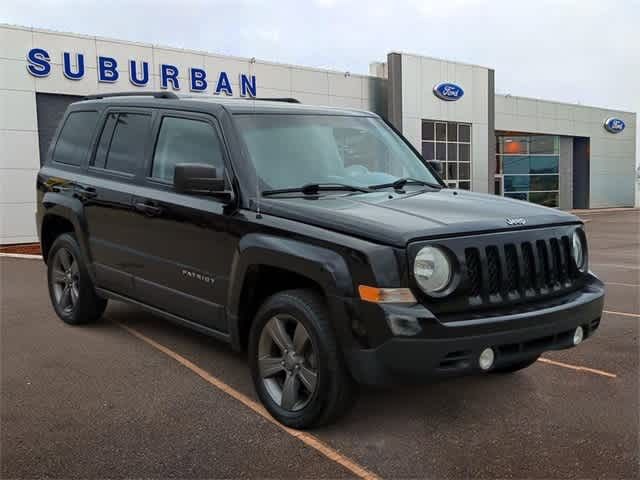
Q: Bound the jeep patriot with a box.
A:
[36,92,604,428]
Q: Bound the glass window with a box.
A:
[458,124,471,143]
[235,114,440,190]
[436,142,446,161]
[52,111,98,166]
[458,181,470,190]
[459,162,470,180]
[530,135,558,154]
[93,113,117,169]
[529,192,558,207]
[435,123,446,141]
[505,192,527,201]
[530,155,559,174]
[459,143,470,162]
[447,143,457,161]
[422,121,434,141]
[499,136,528,155]
[104,113,150,175]
[447,162,457,180]
[502,155,530,175]
[422,141,434,160]
[152,117,225,183]
[530,175,559,191]
[447,122,458,142]
[504,175,530,192]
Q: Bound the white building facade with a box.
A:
[0,24,636,245]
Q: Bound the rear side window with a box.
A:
[51,111,98,166]
[92,112,150,175]
[152,117,225,183]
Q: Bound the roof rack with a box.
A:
[83,91,179,100]
[246,97,301,104]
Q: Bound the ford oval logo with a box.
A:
[604,117,625,134]
[433,82,464,101]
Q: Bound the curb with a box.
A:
[0,253,43,260]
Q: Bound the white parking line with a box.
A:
[0,253,43,260]
[603,310,640,319]
[537,358,617,378]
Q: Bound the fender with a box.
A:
[225,233,355,349]
[40,191,95,282]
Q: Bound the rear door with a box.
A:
[127,111,236,332]
[82,108,153,295]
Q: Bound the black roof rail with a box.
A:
[83,91,179,100]
[246,97,301,104]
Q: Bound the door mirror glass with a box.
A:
[174,163,226,195]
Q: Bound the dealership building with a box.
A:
[1,23,637,245]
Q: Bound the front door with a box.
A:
[127,112,235,333]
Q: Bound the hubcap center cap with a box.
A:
[284,351,298,371]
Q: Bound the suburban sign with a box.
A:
[603,117,625,134]
[26,47,258,97]
[433,82,464,101]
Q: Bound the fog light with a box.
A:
[479,347,495,371]
[573,326,584,346]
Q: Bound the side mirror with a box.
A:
[174,163,232,201]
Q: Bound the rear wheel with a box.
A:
[492,355,540,373]
[248,289,356,429]
[47,233,107,325]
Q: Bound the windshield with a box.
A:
[234,114,441,191]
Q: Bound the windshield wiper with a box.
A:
[262,183,372,196]
[368,177,443,191]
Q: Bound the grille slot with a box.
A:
[504,244,519,292]
[486,246,501,295]
[465,248,481,296]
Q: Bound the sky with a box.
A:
[2,0,639,167]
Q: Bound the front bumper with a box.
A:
[344,275,605,385]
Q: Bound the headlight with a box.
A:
[571,230,587,272]
[414,246,453,294]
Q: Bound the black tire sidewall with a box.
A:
[248,291,341,428]
[47,233,101,325]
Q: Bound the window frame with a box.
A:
[87,107,154,182]
[50,109,100,170]
[144,110,232,194]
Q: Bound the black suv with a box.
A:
[37,92,604,428]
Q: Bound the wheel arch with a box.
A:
[226,234,355,351]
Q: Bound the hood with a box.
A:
[260,189,580,247]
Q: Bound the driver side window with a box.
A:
[152,116,224,183]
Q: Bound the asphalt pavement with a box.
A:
[1,209,638,479]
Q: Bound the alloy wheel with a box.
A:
[51,247,80,314]
[258,314,318,411]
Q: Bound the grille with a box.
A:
[465,234,577,301]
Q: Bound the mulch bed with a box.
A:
[0,243,42,255]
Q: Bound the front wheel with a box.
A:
[47,233,107,325]
[248,289,356,429]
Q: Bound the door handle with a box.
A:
[74,186,97,200]
[135,201,163,217]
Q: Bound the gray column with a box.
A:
[559,137,573,209]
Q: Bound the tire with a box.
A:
[492,355,540,374]
[248,289,356,429]
[47,233,107,325]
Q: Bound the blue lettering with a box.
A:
[239,74,256,97]
[215,71,233,96]
[98,56,119,82]
[129,60,149,87]
[189,68,208,92]
[62,52,85,80]
[26,48,51,77]
[160,64,180,90]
